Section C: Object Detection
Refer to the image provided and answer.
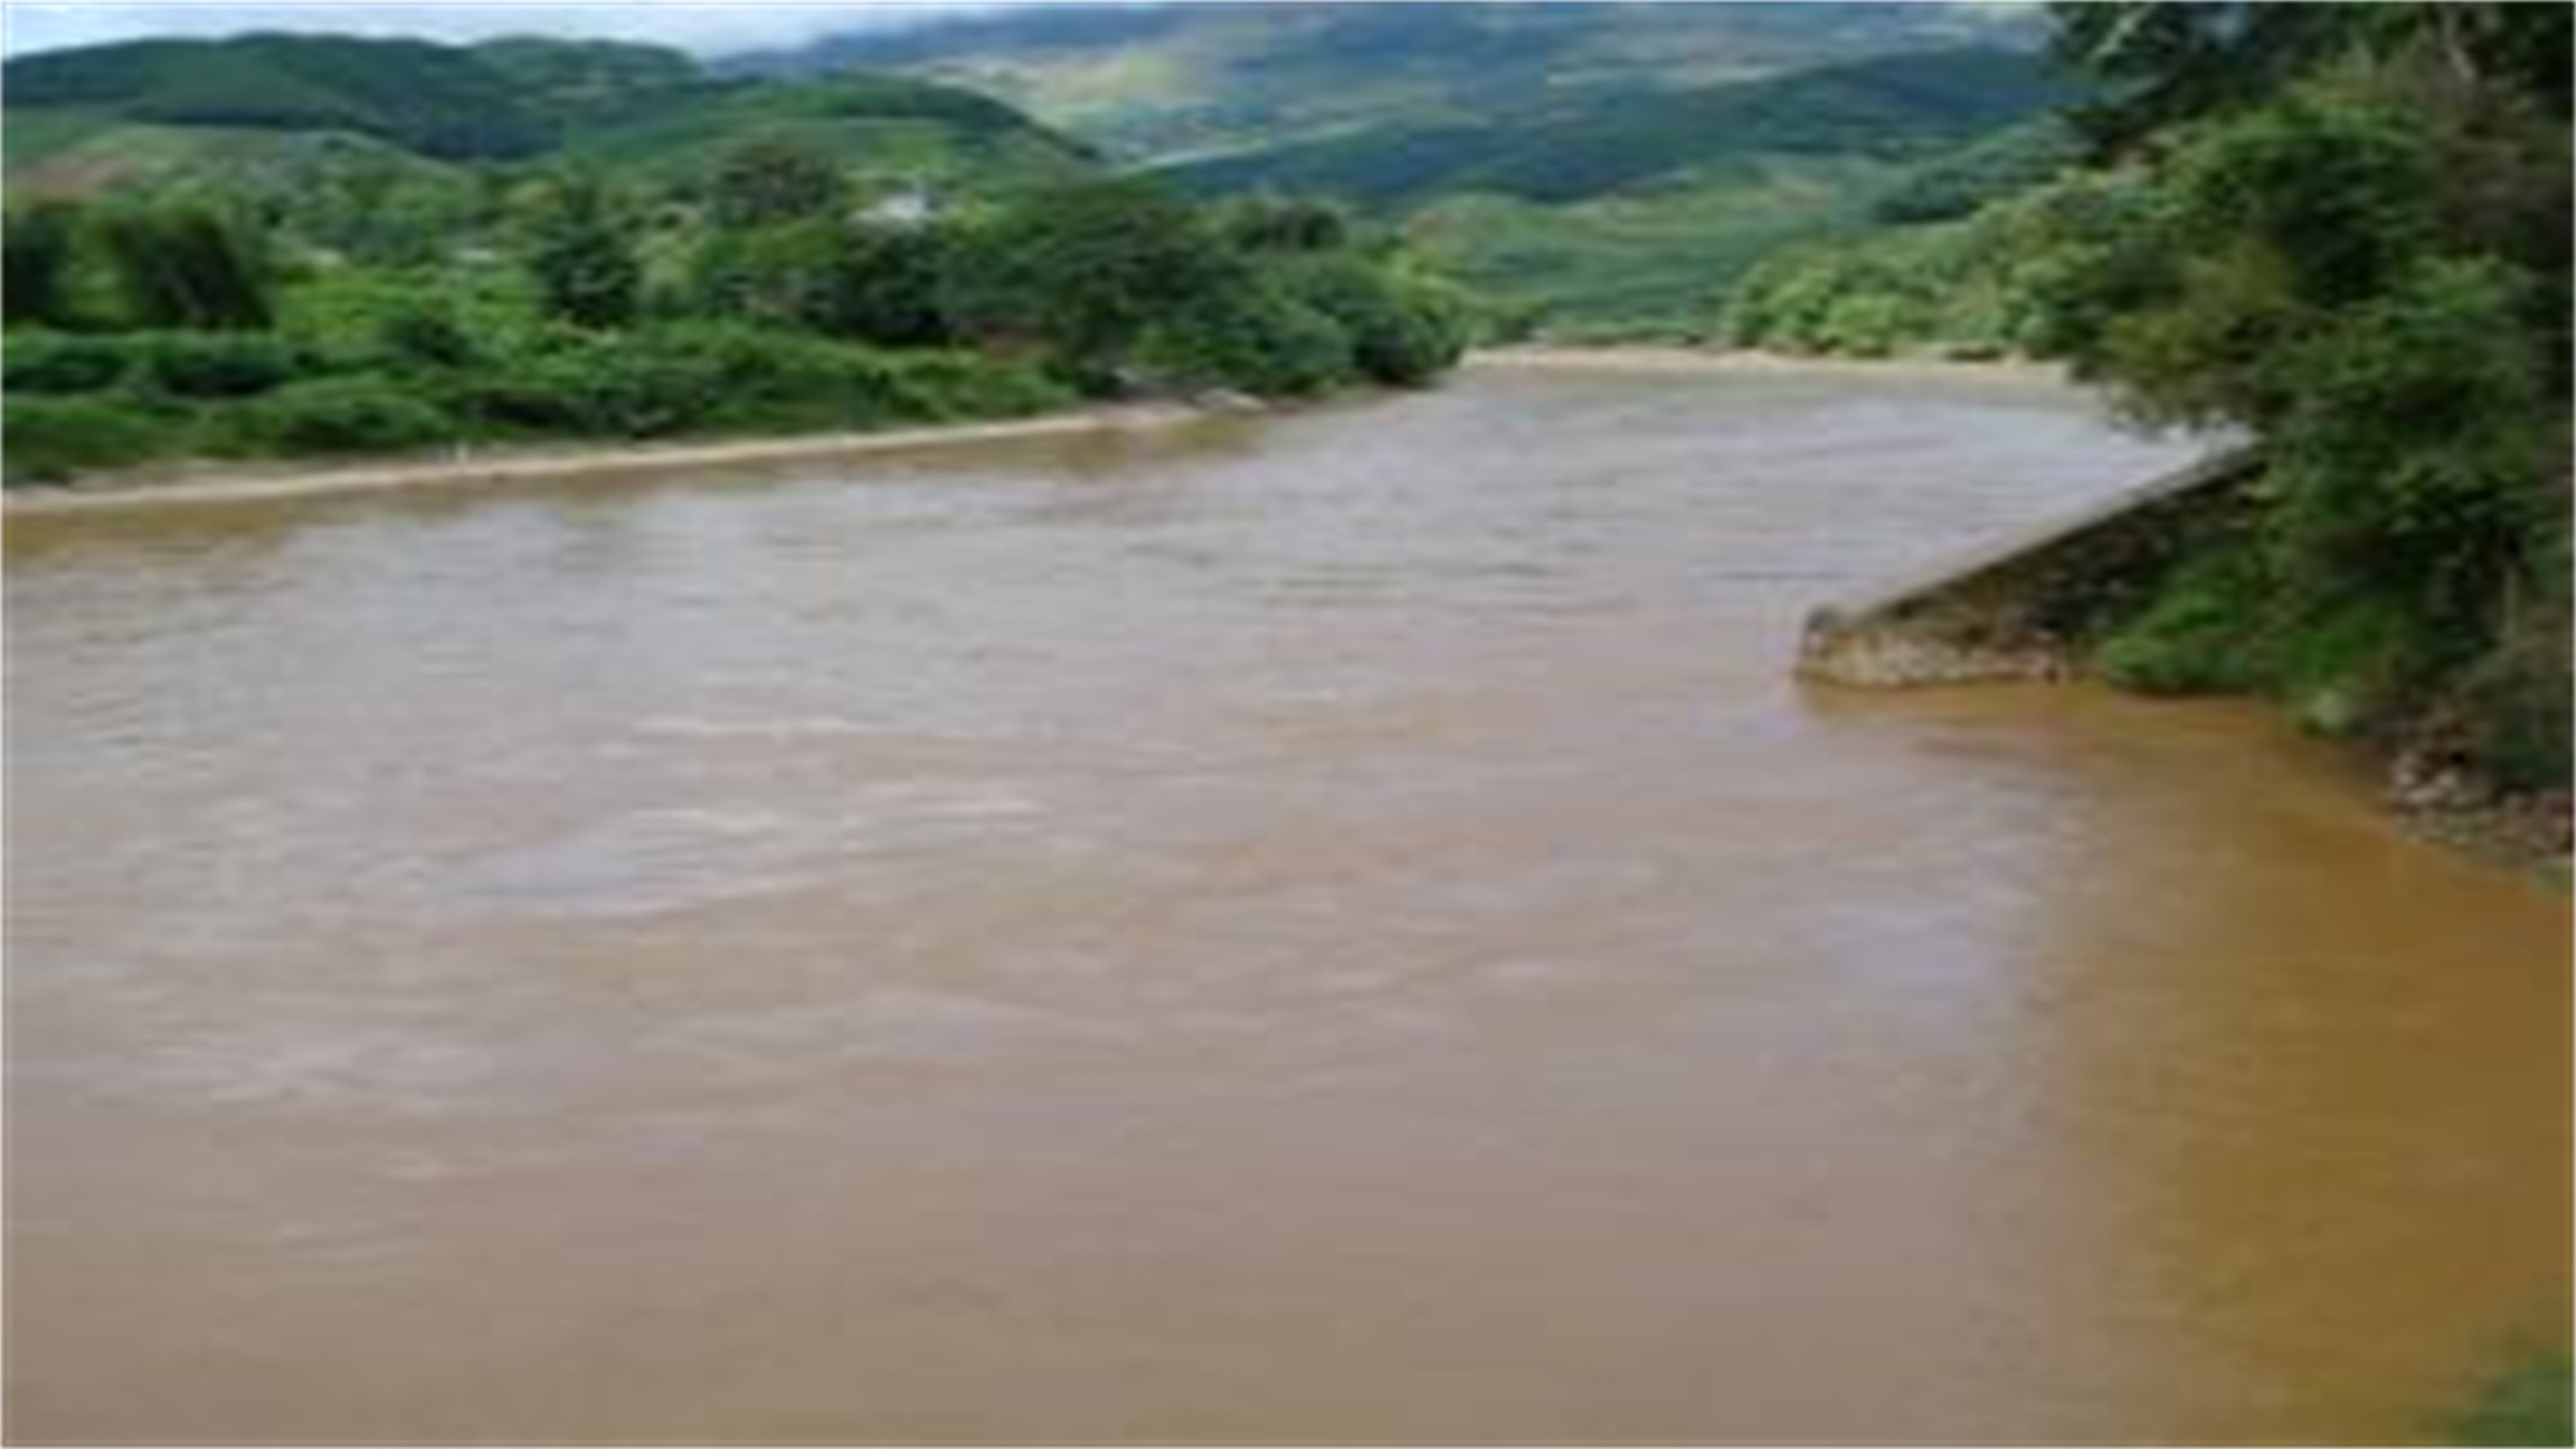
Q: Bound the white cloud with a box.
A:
[0,0,1017,58]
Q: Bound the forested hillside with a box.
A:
[1151,47,2065,207]
[2046,3,2570,805]
[723,6,2058,339]
[1731,5,2572,833]
[1,33,1469,485]
[724,3,2041,163]
[1747,4,2569,835]
[6,33,564,159]
[4,33,1099,203]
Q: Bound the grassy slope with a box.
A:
[7,122,463,204]
[1406,156,1908,341]
[556,75,1095,197]
[2,108,114,169]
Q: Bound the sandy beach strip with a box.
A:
[4,402,1211,518]
[1467,344,2069,384]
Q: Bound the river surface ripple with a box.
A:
[8,365,2567,1443]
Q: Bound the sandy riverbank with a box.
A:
[5,356,2075,519]
[3,403,1211,518]
[1469,343,2071,384]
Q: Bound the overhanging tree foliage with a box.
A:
[2045,2,2570,785]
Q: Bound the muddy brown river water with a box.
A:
[7,361,2567,1444]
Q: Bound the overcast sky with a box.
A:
[0,1,1025,58]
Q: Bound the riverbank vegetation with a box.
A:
[2047,3,2570,802]
[1,36,1466,486]
[2448,1348,2574,1446]
[1741,6,2570,804]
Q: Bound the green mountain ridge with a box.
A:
[1,14,2076,341]
[721,2,2045,163]
[1149,47,2070,207]
[2,32,1099,208]
[720,6,2069,340]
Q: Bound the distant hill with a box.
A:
[1136,42,2073,343]
[717,5,2065,339]
[2,14,2075,343]
[6,34,560,160]
[721,3,2045,164]
[1148,47,2069,208]
[3,32,1099,205]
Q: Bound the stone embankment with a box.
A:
[2387,748,2575,866]
[1795,447,2260,686]
[1795,444,2570,867]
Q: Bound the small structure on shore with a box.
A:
[1796,446,2261,687]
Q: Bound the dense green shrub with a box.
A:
[442,352,593,435]
[2038,32,2569,778]
[2262,259,2552,674]
[1723,195,2058,361]
[571,343,736,436]
[691,219,848,333]
[2446,1349,2574,1447]
[279,268,520,358]
[4,331,134,394]
[374,298,480,369]
[706,134,847,229]
[1138,280,1354,398]
[2092,543,2273,696]
[1275,256,1470,386]
[239,375,457,453]
[444,323,1067,440]
[450,343,662,436]
[826,224,954,348]
[942,178,1237,381]
[527,175,640,329]
[92,204,275,330]
[871,349,1073,421]
[2,395,183,483]
[689,219,955,348]
[4,202,85,329]
[131,331,311,398]
[1217,195,1353,254]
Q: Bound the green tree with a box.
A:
[708,134,848,230]
[691,219,847,331]
[690,219,950,346]
[1137,277,1354,397]
[2045,2,2570,781]
[2054,3,2571,155]
[92,204,273,330]
[3,201,84,329]
[1217,194,1353,254]
[827,223,953,347]
[942,178,1236,382]
[527,174,639,328]
[1275,253,1469,386]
